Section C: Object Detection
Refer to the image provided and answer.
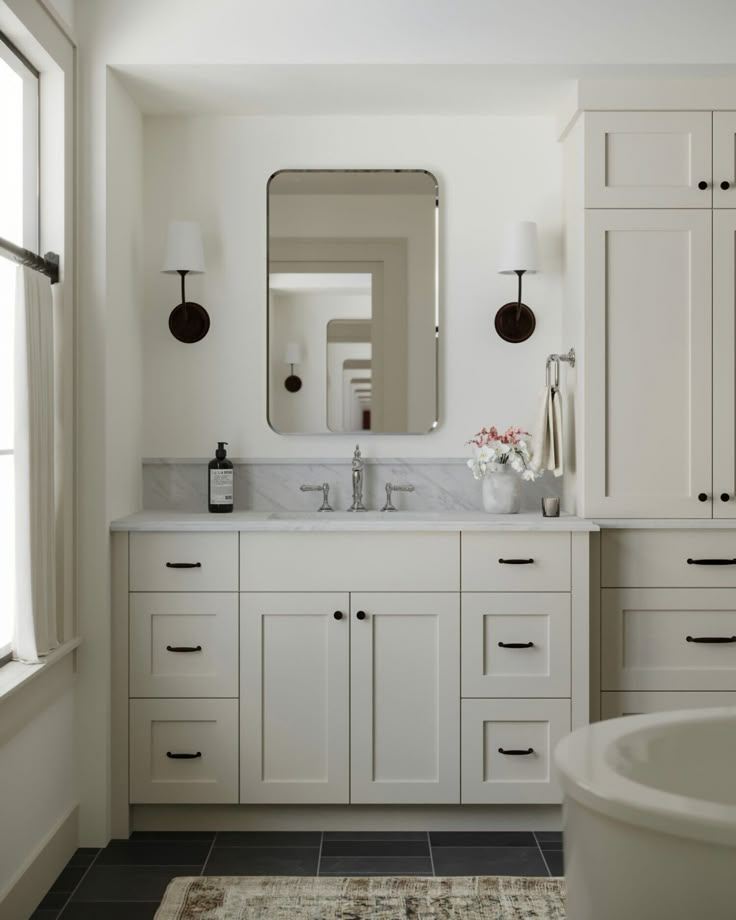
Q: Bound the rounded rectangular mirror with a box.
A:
[267,169,439,434]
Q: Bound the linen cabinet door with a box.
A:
[713,112,736,207]
[350,593,460,804]
[601,588,736,691]
[713,210,736,518]
[583,209,712,518]
[240,593,350,803]
[584,111,712,208]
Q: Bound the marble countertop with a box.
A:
[110,510,599,533]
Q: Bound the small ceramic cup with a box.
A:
[542,497,561,517]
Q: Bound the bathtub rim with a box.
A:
[554,706,736,849]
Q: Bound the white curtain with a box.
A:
[13,266,58,663]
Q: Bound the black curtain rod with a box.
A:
[0,236,59,284]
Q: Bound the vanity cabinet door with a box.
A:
[350,592,460,804]
[584,111,713,208]
[240,593,350,804]
[583,209,712,517]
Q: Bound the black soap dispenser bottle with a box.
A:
[208,442,234,513]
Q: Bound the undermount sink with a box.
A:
[267,510,471,521]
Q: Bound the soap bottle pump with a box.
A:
[208,441,234,513]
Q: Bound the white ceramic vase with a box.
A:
[481,465,522,514]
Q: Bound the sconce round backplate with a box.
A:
[494,302,536,344]
[168,301,210,344]
[284,374,303,393]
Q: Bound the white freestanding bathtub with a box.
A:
[555,707,736,920]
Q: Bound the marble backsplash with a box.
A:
[143,458,563,514]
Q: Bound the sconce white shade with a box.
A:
[285,343,303,365]
[498,221,540,274]
[162,221,206,274]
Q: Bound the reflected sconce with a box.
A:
[495,220,540,343]
[284,343,303,392]
[162,220,209,343]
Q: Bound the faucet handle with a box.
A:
[381,482,415,512]
[300,482,333,512]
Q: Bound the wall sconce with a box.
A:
[162,220,209,343]
[284,343,303,392]
[495,220,540,343]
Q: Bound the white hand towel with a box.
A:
[531,385,552,473]
[550,386,563,477]
[532,385,564,478]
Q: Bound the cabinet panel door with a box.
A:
[601,690,736,720]
[584,209,712,517]
[240,593,349,804]
[585,111,712,208]
[713,113,736,208]
[350,593,460,804]
[601,588,736,691]
[130,593,239,698]
[462,593,571,698]
[714,210,736,517]
[461,699,570,804]
[130,699,239,804]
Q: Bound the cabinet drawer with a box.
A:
[130,593,239,698]
[461,533,570,592]
[601,691,736,720]
[584,111,713,208]
[462,594,570,698]
[602,530,736,588]
[240,532,458,592]
[130,532,239,592]
[461,699,569,804]
[129,699,238,804]
[602,588,736,691]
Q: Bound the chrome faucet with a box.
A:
[348,444,367,511]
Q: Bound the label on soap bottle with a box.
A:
[210,469,233,505]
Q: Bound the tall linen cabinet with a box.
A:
[563,110,736,519]
[562,104,736,722]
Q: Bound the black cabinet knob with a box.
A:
[722,493,731,503]
[698,180,709,190]
[333,611,343,620]
[721,181,731,190]
[356,610,367,620]
[698,492,709,502]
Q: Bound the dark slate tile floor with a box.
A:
[31,830,564,918]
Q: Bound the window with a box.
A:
[0,35,39,659]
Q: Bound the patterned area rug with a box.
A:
[154,876,566,919]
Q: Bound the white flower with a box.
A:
[522,468,538,481]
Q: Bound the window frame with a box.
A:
[0,32,41,663]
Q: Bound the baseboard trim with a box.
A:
[131,804,562,833]
[0,803,78,920]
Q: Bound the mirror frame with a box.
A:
[266,168,440,436]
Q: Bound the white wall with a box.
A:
[0,689,76,898]
[74,61,144,844]
[143,114,562,458]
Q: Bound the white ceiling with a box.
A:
[77,0,736,115]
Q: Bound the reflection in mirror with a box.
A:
[267,170,438,435]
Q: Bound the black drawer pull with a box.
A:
[498,747,534,755]
[498,641,534,649]
[166,645,202,653]
[356,610,367,620]
[166,751,202,759]
[686,635,736,644]
[165,562,202,569]
[498,558,534,565]
[686,558,736,565]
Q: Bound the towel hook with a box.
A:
[546,348,575,390]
